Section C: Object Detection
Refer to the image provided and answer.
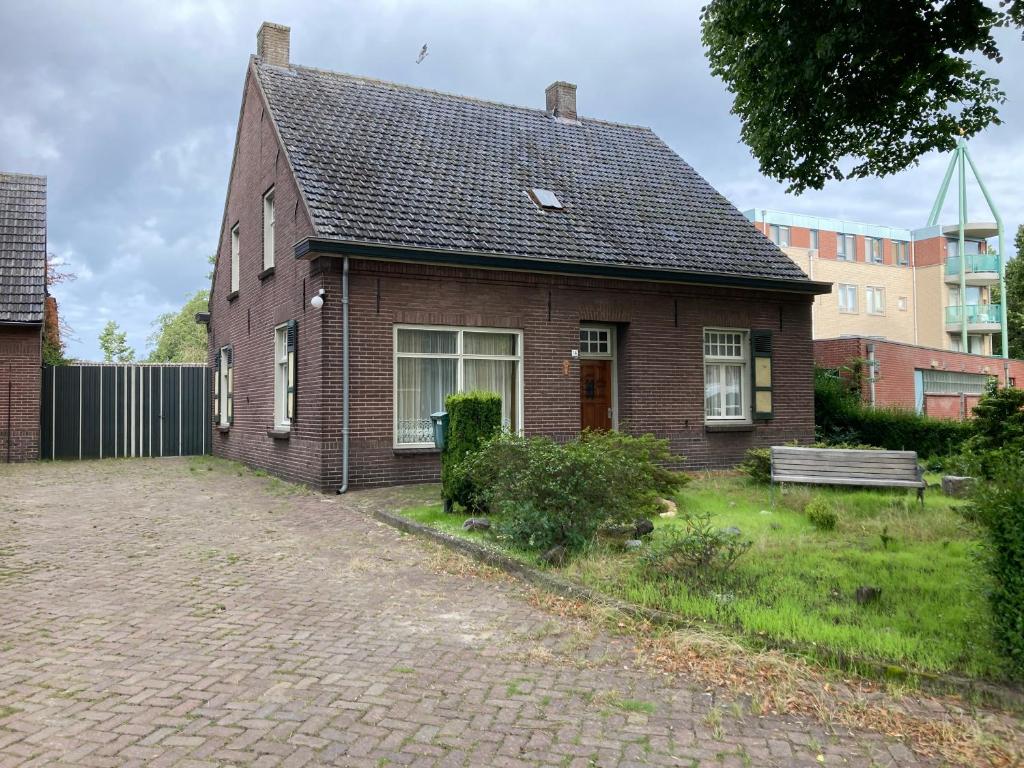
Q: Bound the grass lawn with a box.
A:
[401,473,1004,682]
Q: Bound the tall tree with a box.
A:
[98,320,135,363]
[147,290,209,363]
[702,0,1020,192]
[42,254,75,365]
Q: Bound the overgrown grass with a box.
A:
[400,473,1004,681]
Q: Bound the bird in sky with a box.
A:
[416,44,429,64]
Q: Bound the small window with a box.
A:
[230,224,240,293]
[704,329,749,421]
[529,188,562,210]
[263,188,276,269]
[898,296,908,312]
[768,224,790,248]
[838,284,858,313]
[866,286,886,315]
[274,324,290,428]
[837,233,855,261]
[893,240,909,266]
[809,229,819,251]
[579,327,611,357]
[216,346,233,426]
[867,237,883,264]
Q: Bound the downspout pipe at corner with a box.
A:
[336,257,351,494]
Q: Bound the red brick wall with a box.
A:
[913,236,945,267]
[814,336,1024,417]
[0,325,42,462]
[207,65,325,488]
[323,259,816,488]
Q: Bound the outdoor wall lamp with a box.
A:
[310,288,326,309]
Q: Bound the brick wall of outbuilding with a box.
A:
[814,336,1024,417]
[0,325,41,462]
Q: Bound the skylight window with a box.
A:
[529,188,563,210]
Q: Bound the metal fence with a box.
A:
[40,364,210,460]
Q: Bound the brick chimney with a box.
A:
[257,22,290,67]
[545,81,577,121]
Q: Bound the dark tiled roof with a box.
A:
[256,62,811,285]
[0,173,47,324]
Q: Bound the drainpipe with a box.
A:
[336,257,351,494]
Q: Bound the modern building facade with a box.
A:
[745,209,1005,356]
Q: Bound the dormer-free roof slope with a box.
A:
[0,173,47,324]
[254,61,816,288]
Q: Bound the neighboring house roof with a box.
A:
[0,172,47,324]
[254,62,817,289]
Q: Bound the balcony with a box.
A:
[944,253,1000,285]
[944,303,1002,332]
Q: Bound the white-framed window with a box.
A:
[579,326,612,357]
[703,329,749,421]
[809,229,819,251]
[263,188,275,270]
[393,326,523,447]
[867,237,883,264]
[768,224,790,247]
[893,240,909,266]
[217,346,232,426]
[230,223,240,293]
[838,284,858,313]
[837,233,855,261]
[898,296,908,312]
[866,286,886,315]
[274,323,290,428]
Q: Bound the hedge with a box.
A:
[440,391,502,511]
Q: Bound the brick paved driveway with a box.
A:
[0,459,933,767]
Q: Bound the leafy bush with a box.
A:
[441,391,502,511]
[815,365,972,457]
[963,383,1024,478]
[641,511,752,586]
[467,430,686,551]
[739,447,771,483]
[804,496,838,531]
[972,453,1024,678]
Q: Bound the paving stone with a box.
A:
[0,459,942,767]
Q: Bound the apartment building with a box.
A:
[745,209,1004,356]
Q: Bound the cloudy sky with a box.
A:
[3,0,1022,360]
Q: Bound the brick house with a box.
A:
[0,173,46,463]
[204,22,829,491]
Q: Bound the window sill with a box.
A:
[226,290,239,303]
[258,266,276,281]
[216,425,231,433]
[393,446,441,456]
[704,422,755,433]
[267,427,290,440]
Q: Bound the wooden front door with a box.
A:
[580,359,612,431]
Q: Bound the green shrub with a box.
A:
[963,383,1024,478]
[739,447,771,484]
[814,365,972,458]
[972,453,1024,678]
[641,511,752,587]
[441,391,502,511]
[804,496,838,531]
[467,430,686,551]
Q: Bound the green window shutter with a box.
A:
[213,350,221,424]
[751,330,773,420]
[286,320,297,422]
[225,346,234,425]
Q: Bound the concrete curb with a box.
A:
[371,506,1024,712]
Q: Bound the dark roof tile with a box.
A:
[0,173,46,324]
[256,63,810,285]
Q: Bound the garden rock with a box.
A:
[723,526,742,537]
[462,517,491,531]
[634,519,655,538]
[855,586,882,605]
[658,498,678,517]
[941,475,975,498]
[541,545,568,567]
[624,539,643,551]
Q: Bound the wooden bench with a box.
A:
[770,446,926,504]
